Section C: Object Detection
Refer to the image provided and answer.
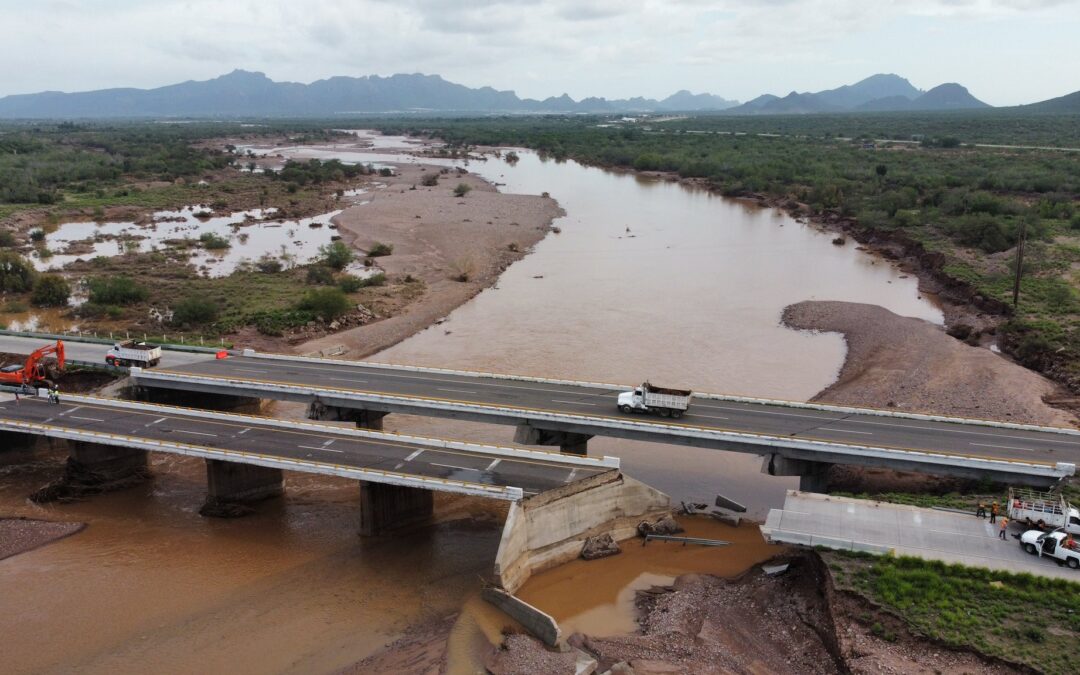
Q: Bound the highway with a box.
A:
[0,334,213,369]
[141,351,1080,471]
[0,393,614,498]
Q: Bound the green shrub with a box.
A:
[421,173,439,187]
[378,167,393,177]
[199,232,230,250]
[453,183,472,198]
[0,251,37,292]
[173,297,219,326]
[306,265,335,285]
[367,242,393,257]
[31,274,71,307]
[255,256,283,273]
[297,287,351,321]
[87,276,148,305]
[28,228,45,242]
[0,230,16,247]
[339,272,386,292]
[319,241,353,270]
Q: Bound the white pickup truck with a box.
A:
[1007,488,1080,535]
[618,381,692,419]
[105,340,163,368]
[1020,528,1080,569]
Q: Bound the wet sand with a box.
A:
[0,517,85,560]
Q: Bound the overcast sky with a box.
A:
[2,0,1077,106]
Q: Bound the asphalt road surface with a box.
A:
[0,395,604,496]
[157,355,1080,467]
[0,335,213,369]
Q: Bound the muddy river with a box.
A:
[0,133,941,674]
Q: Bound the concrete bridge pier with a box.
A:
[763,454,833,493]
[359,481,434,535]
[514,423,593,456]
[31,441,150,503]
[201,459,284,516]
[308,400,387,430]
[132,386,265,414]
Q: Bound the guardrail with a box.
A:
[0,417,524,501]
[130,368,1076,481]
[0,329,226,354]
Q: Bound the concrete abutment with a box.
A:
[514,423,592,455]
[359,481,434,536]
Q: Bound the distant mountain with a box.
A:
[1018,89,1080,113]
[0,70,740,118]
[722,74,993,115]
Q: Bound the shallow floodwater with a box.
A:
[0,132,942,672]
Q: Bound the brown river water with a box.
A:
[0,136,940,673]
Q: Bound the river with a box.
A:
[0,133,940,674]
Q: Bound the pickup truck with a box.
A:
[105,340,163,368]
[617,381,692,419]
[1020,528,1080,569]
[1007,487,1080,535]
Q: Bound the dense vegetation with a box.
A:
[374,115,1080,390]
[828,551,1080,674]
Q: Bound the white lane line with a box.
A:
[970,442,1036,452]
[299,444,343,453]
[233,367,271,374]
[394,462,404,470]
[565,468,578,483]
[323,439,336,447]
[692,414,729,421]
[175,429,217,437]
[552,399,596,406]
[703,404,844,423]
[819,428,874,436]
[237,427,250,435]
[146,417,166,426]
[405,449,424,461]
[329,377,367,383]
[69,416,105,422]
[64,405,83,415]
[431,462,477,472]
[485,459,501,472]
[437,388,477,394]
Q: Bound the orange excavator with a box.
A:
[0,340,65,387]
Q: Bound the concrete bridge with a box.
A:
[122,349,1079,489]
[0,392,619,534]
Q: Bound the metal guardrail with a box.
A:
[130,368,1076,481]
[0,329,226,354]
[0,417,525,501]
[643,535,731,547]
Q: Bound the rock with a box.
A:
[328,320,340,331]
[581,533,621,560]
[637,514,683,537]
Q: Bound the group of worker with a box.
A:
[976,500,1009,540]
[10,383,60,404]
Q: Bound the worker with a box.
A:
[50,383,60,405]
[998,516,1009,540]
[976,502,987,519]
[990,501,999,524]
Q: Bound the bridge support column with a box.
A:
[132,386,264,413]
[359,481,434,536]
[308,400,387,430]
[514,424,592,456]
[201,460,283,517]
[31,442,150,503]
[763,454,833,493]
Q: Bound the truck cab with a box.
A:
[1020,529,1080,569]
[617,388,647,411]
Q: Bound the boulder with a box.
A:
[581,533,621,560]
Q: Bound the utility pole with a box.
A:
[1013,219,1028,308]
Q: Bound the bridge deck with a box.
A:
[0,394,614,499]
[147,352,1080,470]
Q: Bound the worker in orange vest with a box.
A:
[998,517,1009,540]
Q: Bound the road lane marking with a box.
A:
[394,462,404,470]
[146,417,166,427]
[431,462,477,472]
[329,377,367,383]
[485,459,501,471]
[552,399,595,406]
[405,449,424,461]
[69,416,105,422]
[565,468,578,483]
[300,444,343,453]
[233,367,271,374]
[175,429,217,437]
[692,414,729,421]
[61,405,83,416]
[438,388,477,394]
[323,439,336,447]
[237,427,250,435]
[970,442,1037,452]
[820,428,874,436]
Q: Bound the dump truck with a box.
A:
[1020,528,1080,569]
[105,340,162,368]
[0,340,65,387]
[617,381,692,418]
[1007,487,1080,535]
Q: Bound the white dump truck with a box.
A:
[1020,528,1080,569]
[105,340,163,368]
[617,381,692,419]
[1007,488,1080,535]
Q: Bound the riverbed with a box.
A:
[0,132,942,673]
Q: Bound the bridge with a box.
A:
[123,348,1079,489]
[0,392,618,533]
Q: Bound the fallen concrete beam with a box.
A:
[482,587,562,647]
[514,423,592,456]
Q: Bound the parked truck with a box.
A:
[105,340,162,368]
[617,381,692,418]
[1007,487,1080,535]
[1020,528,1080,569]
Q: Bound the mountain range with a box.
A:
[0,70,1074,118]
